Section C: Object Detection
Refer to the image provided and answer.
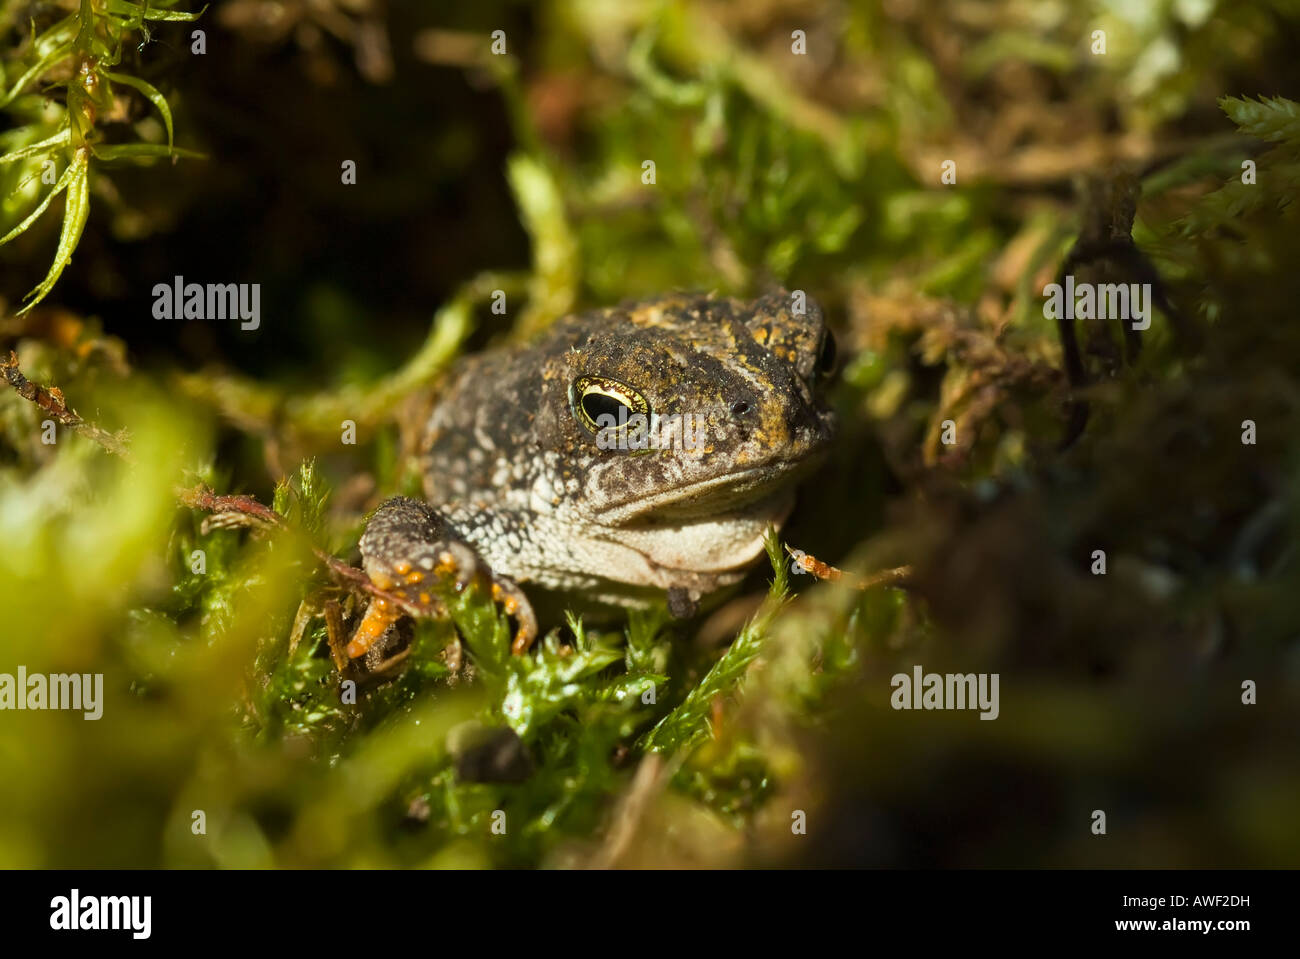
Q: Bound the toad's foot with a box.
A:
[350,496,538,659]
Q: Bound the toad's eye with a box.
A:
[570,375,650,435]
[816,329,837,378]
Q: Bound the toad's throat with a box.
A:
[592,488,797,579]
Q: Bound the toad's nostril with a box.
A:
[730,400,751,416]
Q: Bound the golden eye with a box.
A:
[570,375,650,436]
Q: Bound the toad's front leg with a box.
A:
[350,496,538,659]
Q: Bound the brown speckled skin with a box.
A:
[363,289,836,618]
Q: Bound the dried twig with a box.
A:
[1,351,132,459]
[588,752,677,869]
[785,544,913,591]
[176,483,407,611]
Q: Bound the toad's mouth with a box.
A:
[593,458,818,527]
